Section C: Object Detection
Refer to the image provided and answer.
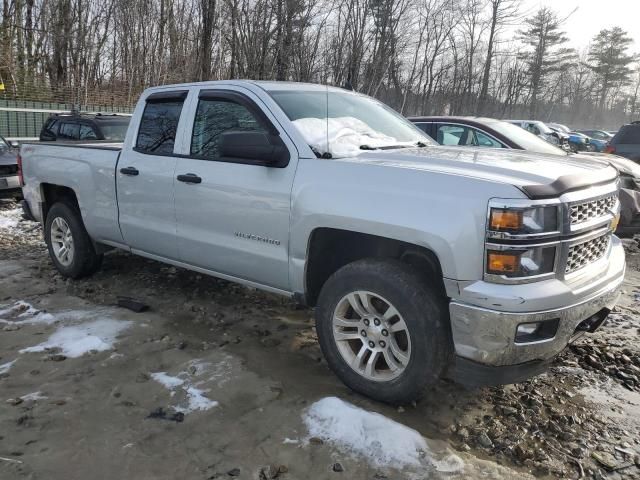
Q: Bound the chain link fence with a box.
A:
[0,81,137,140]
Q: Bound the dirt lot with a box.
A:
[1,199,639,480]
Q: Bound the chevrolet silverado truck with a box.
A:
[19,81,625,404]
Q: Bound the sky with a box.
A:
[518,0,640,52]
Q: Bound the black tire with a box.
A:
[45,201,102,279]
[315,258,451,404]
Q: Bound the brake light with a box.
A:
[604,144,615,154]
[17,153,24,186]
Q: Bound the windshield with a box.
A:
[0,136,7,150]
[269,90,433,158]
[99,120,130,141]
[488,121,567,156]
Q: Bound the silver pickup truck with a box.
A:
[20,81,625,404]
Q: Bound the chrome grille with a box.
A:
[570,195,616,225]
[566,234,610,274]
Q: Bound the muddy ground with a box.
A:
[1,199,639,480]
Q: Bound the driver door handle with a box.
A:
[120,166,139,176]
[177,173,202,184]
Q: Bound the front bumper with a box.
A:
[448,243,624,368]
[446,357,553,388]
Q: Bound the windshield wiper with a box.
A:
[311,146,333,159]
[359,144,414,151]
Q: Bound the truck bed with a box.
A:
[20,142,124,245]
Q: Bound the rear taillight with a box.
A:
[604,144,615,154]
[17,153,24,186]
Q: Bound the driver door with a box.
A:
[173,88,298,291]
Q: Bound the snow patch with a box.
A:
[0,360,16,375]
[303,397,463,473]
[0,301,57,325]
[151,359,222,414]
[177,386,219,413]
[0,208,21,230]
[292,117,399,158]
[304,397,428,468]
[151,372,186,389]
[20,318,132,358]
[20,391,47,402]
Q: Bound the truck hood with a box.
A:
[338,145,618,198]
[573,152,640,178]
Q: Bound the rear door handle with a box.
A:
[120,166,139,176]
[177,173,202,184]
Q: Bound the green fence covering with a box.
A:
[0,100,133,139]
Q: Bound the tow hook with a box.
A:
[574,308,610,333]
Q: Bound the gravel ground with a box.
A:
[1,199,639,480]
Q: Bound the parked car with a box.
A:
[0,134,21,199]
[506,120,562,146]
[39,112,130,142]
[410,116,640,236]
[20,82,625,404]
[605,122,640,161]
[569,132,595,152]
[582,135,607,153]
[547,123,594,152]
[576,129,614,142]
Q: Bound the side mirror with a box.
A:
[219,131,289,167]
[9,140,20,148]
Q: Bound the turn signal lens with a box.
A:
[611,212,620,232]
[487,252,520,274]
[490,209,523,231]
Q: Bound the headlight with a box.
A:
[486,246,556,278]
[489,206,558,236]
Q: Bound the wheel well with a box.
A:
[41,184,79,220]
[304,228,445,307]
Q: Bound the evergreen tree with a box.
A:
[588,27,636,111]
[518,7,575,118]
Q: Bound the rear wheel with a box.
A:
[315,258,451,404]
[45,202,102,278]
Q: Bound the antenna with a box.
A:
[325,84,330,159]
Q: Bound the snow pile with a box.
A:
[20,318,132,357]
[0,301,57,325]
[292,117,397,158]
[151,359,222,414]
[0,208,21,230]
[0,360,16,375]
[303,397,463,473]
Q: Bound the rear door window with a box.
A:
[136,92,187,155]
[437,125,472,145]
[58,122,80,140]
[79,124,98,140]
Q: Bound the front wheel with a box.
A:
[45,202,102,279]
[315,259,451,404]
